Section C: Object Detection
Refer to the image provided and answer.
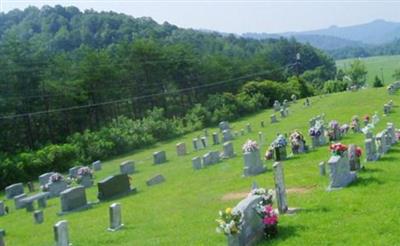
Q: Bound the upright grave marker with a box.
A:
[60,186,89,214]
[176,142,187,156]
[327,153,356,190]
[54,220,70,246]
[108,203,123,231]
[273,162,288,214]
[5,183,24,199]
[153,151,167,165]
[97,174,136,201]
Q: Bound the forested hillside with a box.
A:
[0,6,336,187]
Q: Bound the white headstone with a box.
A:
[108,203,123,231]
[54,220,70,246]
[273,162,288,214]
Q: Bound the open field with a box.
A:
[2,88,400,245]
[336,55,400,86]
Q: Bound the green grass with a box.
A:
[336,55,400,86]
[2,88,400,245]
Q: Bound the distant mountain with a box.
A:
[243,19,400,54]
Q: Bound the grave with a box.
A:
[97,174,136,201]
[146,174,166,186]
[192,138,199,151]
[39,172,55,187]
[365,138,379,161]
[222,142,235,158]
[279,108,286,118]
[153,151,167,165]
[34,210,44,224]
[327,153,356,190]
[200,136,208,148]
[108,203,123,231]
[68,166,82,178]
[222,130,233,142]
[243,149,267,176]
[376,131,389,155]
[27,182,35,193]
[260,121,265,127]
[14,193,27,209]
[92,160,102,171]
[192,157,202,170]
[176,142,187,156]
[0,201,4,216]
[387,123,397,145]
[120,160,135,175]
[270,114,278,123]
[230,195,264,246]
[47,178,68,198]
[273,162,288,214]
[19,192,49,211]
[347,144,361,171]
[273,100,281,112]
[54,220,70,246]
[202,152,213,167]
[212,132,220,145]
[5,183,24,199]
[319,162,326,176]
[60,186,90,214]
[219,121,230,132]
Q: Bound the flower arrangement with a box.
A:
[265,148,274,160]
[350,120,359,131]
[255,204,278,239]
[355,147,362,158]
[216,208,243,235]
[309,127,322,137]
[49,173,64,183]
[77,166,93,177]
[290,130,304,142]
[330,143,348,156]
[251,188,273,205]
[242,139,259,153]
[329,120,340,130]
[351,115,359,122]
[364,115,370,122]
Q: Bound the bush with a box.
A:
[373,76,384,88]
[323,80,348,93]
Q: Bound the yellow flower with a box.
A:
[225,207,232,214]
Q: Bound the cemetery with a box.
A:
[2,88,400,245]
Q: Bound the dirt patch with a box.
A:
[221,192,248,201]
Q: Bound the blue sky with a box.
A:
[2,0,400,33]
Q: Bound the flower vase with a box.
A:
[227,234,240,246]
[264,224,278,239]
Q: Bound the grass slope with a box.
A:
[1,88,400,245]
[336,55,400,86]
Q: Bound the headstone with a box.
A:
[347,144,360,171]
[34,210,44,224]
[153,151,167,165]
[0,229,4,246]
[376,131,389,155]
[243,149,267,176]
[387,123,397,145]
[54,220,70,246]
[120,160,135,175]
[39,172,55,187]
[246,123,251,133]
[60,186,89,213]
[200,137,208,148]
[222,129,233,142]
[270,114,278,123]
[319,162,326,176]
[327,153,356,190]
[365,139,379,161]
[279,108,286,118]
[68,166,82,178]
[192,138,199,151]
[372,113,380,125]
[222,142,235,158]
[97,174,134,201]
[274,146,287,161]
[260,121,265,127]
[27,182,35,193]
[202,152,213,167]
[212,132,220,145]
[192,157,202,170]
[26,201,34,212]
[92,160,102,171]
[273,100,281,112]
[14,193,27,209]
[273,162,288,214]
[176,142,187,156]
[210,151,221,164]
[219,121,230,132]
[231,195,264,246]
[47,180,68,198]
[204,128,209,137]
[384,104,390,115]
[108,203,123,231]
[258,132,264,144]
[5,183,24,199]
[146,174,166,186]
[38,196,47,208]
[0,201,4,216]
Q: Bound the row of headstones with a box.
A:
[191,142,235,170]
[228,162,289,246]
[365,122,397,161]
[0,202,125,246]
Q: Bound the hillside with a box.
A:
[1,88,400,245]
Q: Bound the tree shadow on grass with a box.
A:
[378,156,397,162]
[360,167,383,173]
[257,224,307,245]
[298,206,331,214]
[386,148,400,153]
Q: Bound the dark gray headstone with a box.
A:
[212,132,220,145]
[5,183,24,199]
[0,201,5,216]
[222,142,235,159]
[47,181,68,198]
[39,172,55,187]
[60,186,88,213]
[68,166,82,178]
[192,157,202,170]
[34,210,44,224]
[97,174,134,201]
[146,174,166,186]
[222,130,233,142]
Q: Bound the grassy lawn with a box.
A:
[1,87,400,245]
[336,55,400,86]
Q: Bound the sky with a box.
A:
[1,0,400,34]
